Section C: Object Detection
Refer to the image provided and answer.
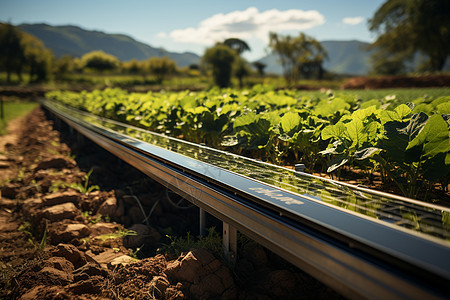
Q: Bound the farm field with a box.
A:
[46,86,450,203]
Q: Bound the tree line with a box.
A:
[1,0,449,86]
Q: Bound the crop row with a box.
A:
[46,86,450,200]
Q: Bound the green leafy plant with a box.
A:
[49,169,99,194]
[96,228,137,242]
[19,221,47,251]
[157,227,223,260]
[46,87,450,201]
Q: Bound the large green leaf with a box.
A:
[314,97,350,117]
[321,122,347,141]
[407,114,450,158]
[380,104,411,124]
[234,112,258,128]
[354,147,381,160]
[345,118,365,148]
[280,111,301,134]
[436,102,450,114]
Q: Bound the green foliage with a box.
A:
[46,87,450,199]
[0,23,25,82]
[49,169,99,194]
[97,228,137,242]
[269,32,327,85]
[19,221,47,250]
[203,44,236,88]
[157,227,223,260]
[0,22,53,83]
[369,0,450,72]
[81,50,120,72]
[145,56,177,84]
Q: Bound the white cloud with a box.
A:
[342,17,364,25]
[158,7,325,45]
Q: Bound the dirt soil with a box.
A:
[0,108,342,299]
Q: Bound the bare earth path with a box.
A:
[0,108,342,299]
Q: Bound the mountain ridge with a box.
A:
[18,23,200,68]
[18,23,373,75]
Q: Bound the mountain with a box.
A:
[258,40,373,76]
[18,23,377,75]
[18,23,200,67]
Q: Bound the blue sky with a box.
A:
[0,0,385,60]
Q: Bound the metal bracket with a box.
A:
[223,221,237,265]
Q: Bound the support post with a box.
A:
[223,222,237,265]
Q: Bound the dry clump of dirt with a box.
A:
[0,108,342,299]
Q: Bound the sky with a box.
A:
[0,0,385,61]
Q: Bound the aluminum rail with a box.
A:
[41,99,450,299]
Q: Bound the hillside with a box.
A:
[18,23,200,68]
[18,23,378,75]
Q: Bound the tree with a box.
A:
[369,0,450,72]
[252,61,266,76]
[203,44,236,88]
[223,38,251,55]
[80,51,119,72]
[233,56,250,88]
[0,23,25,82]
[223,38,251,88]
[53,55,74,80]
[22,32,53,82]
[145,56,177,84]
[269,32,327,85]
[122,59,144,75]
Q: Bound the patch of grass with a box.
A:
[0,100,38,135]
[158,227,223,260]
[96,228,137,242]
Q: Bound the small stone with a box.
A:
[50,243,97,269]
[34,155,76,171]
[42,190,79,206]
[44,256,75,273]
[68,275,104,295]
[73,262,109,281]
[40,202,80,221]
[1,182,21,199]
[108,255,139,268]
[97,196,117,218]
[39,266,73,284]
[89,222,120,236]
[89,248,125,269]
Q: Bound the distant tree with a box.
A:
[223,38,252,88]
[233,56,250,88]
[0,23,25,82]
[369,0,450,72]
[22,32,53,82]
[122,58,144,75]
[224,38,251,55]
[369,51,406,75]
[252,61,266,76]
[145,56,177,84]
[81,50,119,72]
[53,55,74,80]
[203,44,236,88]
[269,32,327,85]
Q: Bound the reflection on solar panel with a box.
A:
[50,100,450,243]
